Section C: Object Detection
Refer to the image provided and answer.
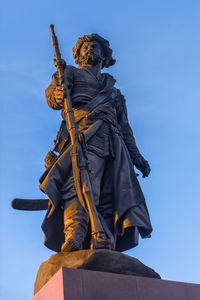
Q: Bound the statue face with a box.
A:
[79,40,105,66]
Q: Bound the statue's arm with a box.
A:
[116,91,151,177]
[44,66,74,168]
[45,66,74,110]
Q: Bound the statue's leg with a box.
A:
[97,156,115,247]
[86,150,115,248]
[60,139,114,251]
[61,198,89,252]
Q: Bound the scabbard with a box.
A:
[11,198,49,211]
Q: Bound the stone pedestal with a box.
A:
[32,267,200,300]
[33,250,160,294]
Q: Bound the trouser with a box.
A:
[60,150,114,251]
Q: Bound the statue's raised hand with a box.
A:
[53,58,66,70]
[134,157,151,178]
[54,85,66,107]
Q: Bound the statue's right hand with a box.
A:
[53,58,66,70]
[54,85,66,107]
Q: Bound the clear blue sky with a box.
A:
[1,1,200,299]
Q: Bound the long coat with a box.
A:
[39,66,152,252]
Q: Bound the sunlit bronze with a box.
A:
[12,25,153,254]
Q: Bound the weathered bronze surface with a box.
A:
[12,26,153,254]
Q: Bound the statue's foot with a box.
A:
[61,237,81,252]
[91,232,115,250]
[61,230,84,252]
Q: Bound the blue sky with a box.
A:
[1,1,200,299]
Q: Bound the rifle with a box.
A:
[49,24,112,249]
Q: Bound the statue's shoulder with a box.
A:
[101,72,115,82]
[62,65,78,85]
[64,64,77,76]
[100,72,125,106]
[66,64,77,71]
[110,85,125,106]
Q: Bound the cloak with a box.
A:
[39,66,153,252]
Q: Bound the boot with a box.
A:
[91,213,115,250]
[61,198,89,252]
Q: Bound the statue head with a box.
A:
[72,34,116,69]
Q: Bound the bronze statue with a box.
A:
[12,26,153,253]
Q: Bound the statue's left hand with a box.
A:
[134,157,151,178]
